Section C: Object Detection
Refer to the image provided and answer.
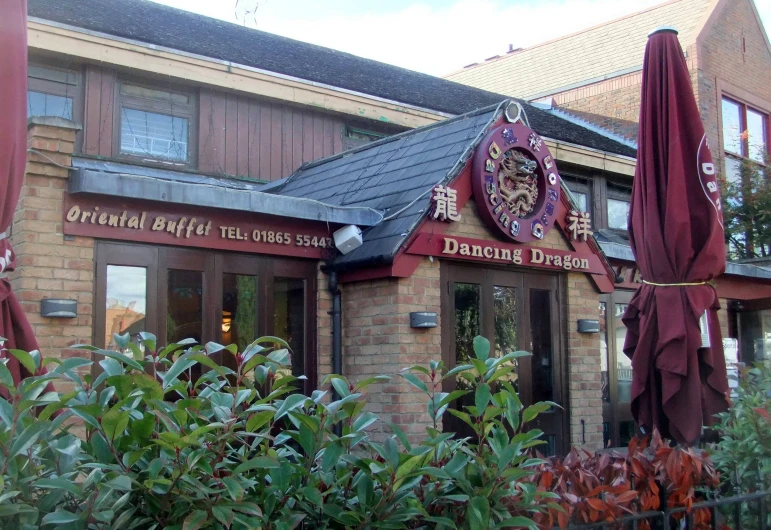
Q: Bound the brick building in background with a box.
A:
[446,0,771,443]
[10,0,771,452]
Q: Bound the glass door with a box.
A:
[600,290,637,448]
[442,262,567,454]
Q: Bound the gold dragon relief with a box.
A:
[497,149,539,218]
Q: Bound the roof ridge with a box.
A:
[447,0,701,76]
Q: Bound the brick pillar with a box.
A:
[8,117,93,391]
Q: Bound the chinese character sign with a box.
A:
[567,210,593,241]
[432,185,461,222]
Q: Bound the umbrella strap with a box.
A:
[642,280,707,287]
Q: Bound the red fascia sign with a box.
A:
[406,233,605,274]
[62,193,336,259]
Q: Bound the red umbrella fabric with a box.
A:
[622,28,730,445]
[0,0,46,385]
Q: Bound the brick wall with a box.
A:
[9,117,93,392]
[340,261,441,443]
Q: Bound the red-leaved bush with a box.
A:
[520,430,720,530]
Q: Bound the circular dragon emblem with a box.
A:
[472,122,561,244]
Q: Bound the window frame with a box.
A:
[113,78,198,167]
[27,62,84,138]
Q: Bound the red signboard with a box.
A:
[406,233,605,274]
[62,194,336,259]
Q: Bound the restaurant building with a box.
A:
[11,0,771,453]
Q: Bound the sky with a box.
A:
[151,0,771,77]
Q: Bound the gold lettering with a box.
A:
[197,223,206,235]
[442,237,458,255]
[484,247,493,258]
[580,258,589,270]
[108,214,119,227]
[127,215,140,229]
[185,218,196,238]
[175,218,187,238]
[204,221,212,236]
[91,206,99,224]
[119,211,128,227]
[66,205,80,222]
[564,257,573,270]
[152,217,166,231]
[220,226,228,238]
[166,221,177,235]
[459,243,471,256]
[471,245,483,257]
[512,249,522,264]
[553,255,563,267]
[140,212,146,229]
[98,213,108,225]
[545,254,554,266]
[531,248,544,264]
[80,211,91,223]
[500,248,512,261]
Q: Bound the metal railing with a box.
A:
[566,490,771,530]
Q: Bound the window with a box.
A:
[117,82,195,164]
[27,64,80,120]
[96,242,317,393]
[343,126,387,150]
[607,183,631,231]
[562,176,591,215]
[722,96,769,164]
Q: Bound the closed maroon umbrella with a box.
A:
[622,27,730,445]
[0,0,46,386]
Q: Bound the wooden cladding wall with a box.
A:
[80,66,349,181]
[82,66,116,158]
[198,89,345,181]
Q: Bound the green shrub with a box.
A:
[0,333,555,530]
[709,363,771,493]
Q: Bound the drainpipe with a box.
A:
[328,270,343,437]
[328,270,342,394]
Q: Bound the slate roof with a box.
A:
[274,104,502,268]
[28,0,635,158]
[445,0,713,99]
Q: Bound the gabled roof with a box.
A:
[27,0,635,157]
[444,0,714,99]
[274,104,502,268]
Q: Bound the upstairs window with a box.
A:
[343,126,386,150]
[562,175,591,215]
[607,183,631,231]
[27,64,80,120]
[722,96,769,168]
[117,82,195,164]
